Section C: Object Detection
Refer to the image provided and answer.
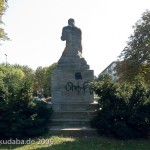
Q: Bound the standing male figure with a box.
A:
[61,18,82,56]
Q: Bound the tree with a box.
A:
[116,10,150,83]
[43,63,57,97]
[0,64,53,139]
[0,0,9,42]
[34,63,57,97]
[13,64,35,84]
[0,64,26,96]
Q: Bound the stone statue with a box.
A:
[51,19,95,128]
[61,18,82,56]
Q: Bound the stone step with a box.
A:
[51,110,95,119]
[49,126,98,137]
[51,101,98,111]
[51,119,90,126]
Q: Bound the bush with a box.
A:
[91,75,150,139]
[0,79,52,139]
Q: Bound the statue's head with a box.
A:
[68,18,75,27]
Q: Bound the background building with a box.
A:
[98,61,118,82]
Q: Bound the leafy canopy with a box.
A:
[116,10,150,83]
[0,0,9,41]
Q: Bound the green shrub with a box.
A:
[0,79,52,139]
[91,75,150,139]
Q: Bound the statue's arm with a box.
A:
[61,27,66,41]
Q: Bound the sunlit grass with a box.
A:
[1,136,150,150]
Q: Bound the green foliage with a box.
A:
[116,10,150,83]
[0,0,7,14]
[13,64,34,78]
[0,64,25,95]
[0,64,53,139]
[91,75,150,139]
[0,79,52,139]
[0,0,9,42]
[34,63,57,97]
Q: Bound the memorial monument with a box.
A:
[51,19,97,127]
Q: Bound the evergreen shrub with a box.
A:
[0,79,52,139]
[91,75,150,139]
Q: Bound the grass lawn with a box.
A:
[1,135,150,150]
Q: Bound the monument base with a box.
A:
[51,54,97,128]
[51,101,98,127]
[49,126,98,137]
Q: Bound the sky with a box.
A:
[0,0,150,76]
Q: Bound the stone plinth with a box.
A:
[52,52,94,101]
[51,54,96,127]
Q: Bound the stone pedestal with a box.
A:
[51,53,97,127]
[52,55,94,103]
